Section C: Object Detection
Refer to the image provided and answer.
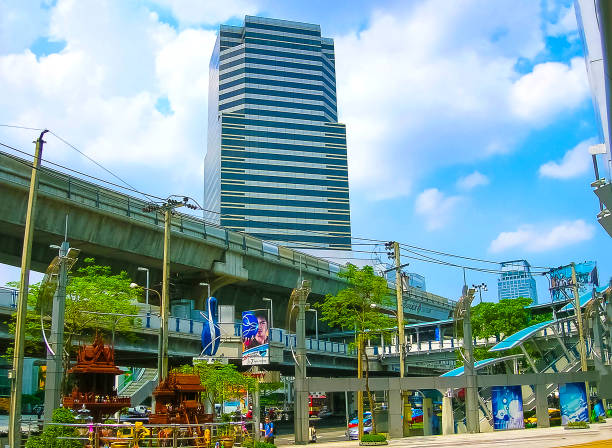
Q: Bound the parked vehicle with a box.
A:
[33,404,44,419]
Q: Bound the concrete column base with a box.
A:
[442,395,454,435]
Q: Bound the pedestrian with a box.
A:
[264,417,274,444]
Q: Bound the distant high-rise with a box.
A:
[204,16,351,249]
[497,260,538,303]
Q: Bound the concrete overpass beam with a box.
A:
[211,251,248,294]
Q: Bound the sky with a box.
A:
[0,0,609,303]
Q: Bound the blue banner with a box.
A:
[560,382,588,424]
[492,385,524,430]
[241,310,269,365]
[549,262,598,302]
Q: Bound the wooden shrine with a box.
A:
[62,333,130,422]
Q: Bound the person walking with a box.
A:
[264,417,275,444]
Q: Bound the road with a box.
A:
[277,421,612,447]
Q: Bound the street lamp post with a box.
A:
[263,297,273,328]
[472,283,487,304]
[130,283,162,380]
[199,282,211,300]
[306,308,318,341]
[138,267,150,306]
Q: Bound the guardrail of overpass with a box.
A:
[1,287,353,357]
[0,151,457,311]
[0,151,345,277]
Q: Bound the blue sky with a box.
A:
[0,0,609,303]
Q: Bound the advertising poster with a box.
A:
[560,382,588,424]
[492,385,524,430]
[241,310,269,365]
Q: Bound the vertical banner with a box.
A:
[560,382,588,424]
[241,309,270,365]
[492,385,524,430]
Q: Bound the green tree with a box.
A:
[176,362,257,412]
[316,264,391,434]
[6,258,141,392]
[457,297,552,364]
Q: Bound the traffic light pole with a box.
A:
[10,130,48,448]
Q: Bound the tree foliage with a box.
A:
[316,264,392,435]
[471,297,548,339]
[6,258,141,392]
[25,408,82,448]
[176,362,257,409]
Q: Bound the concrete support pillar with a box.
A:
[403,392,412,436]
[422,397,433,436]
[416,329,421,351]
[607,300,612,363]
[535,383,550,428]
[388,385,403,439]
[442,392,454,435]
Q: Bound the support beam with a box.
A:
[535,383,550,428]
[293,280,311,445]
[422,397,433,436]
[441,391,454,435]
[520,344,539,373]
[388,383,403,438]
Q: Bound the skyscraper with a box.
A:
[204,16,351,250]
[497,260,538,303]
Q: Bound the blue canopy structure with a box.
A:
[559,285,609,313]
[489,320,554,352]
[440,354,524,377]
[440,358,498,377]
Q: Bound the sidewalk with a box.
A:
[283,421,612,447]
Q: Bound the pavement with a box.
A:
[277,421,612,447]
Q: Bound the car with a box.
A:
[347,411,372,428]
[346,418,373,440]
[525,408,561,427]
[128,405,150,416]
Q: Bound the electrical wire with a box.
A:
[0,141,556,276]
[0,124,44,131]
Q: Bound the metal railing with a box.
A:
[0,151,345,279]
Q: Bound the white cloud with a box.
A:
[151,0,258,26]
[489,220,595,253]
[335,1,589,200]
[415,188,462,231]
[547,5,578,37]
[456,171,489,190]
[0,0,220,198]
[539,138,595,179]
[510,58,589,125]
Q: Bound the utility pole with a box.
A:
[160,208,171,381]
[386,241,408,436]
[10,129,48,448]
[43,240,70,426]
[463,288,479,434]
[143,197,198,383]
[293,280,311,445]
[571,263,591,417]
[357,333,364,440]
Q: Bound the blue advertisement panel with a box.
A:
[549,261,598,302]
[241,310,269,365]
[492,385,524,430]
[560,382,588,424]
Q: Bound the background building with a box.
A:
[497,260,538,303]
[204,16,351,249]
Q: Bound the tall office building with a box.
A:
[204,16,351,249]
[497,260,538,303]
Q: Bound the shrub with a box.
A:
[25,408,82,448]
[361,433,387,442]
[255,442,276,448]
[567,421,589,429]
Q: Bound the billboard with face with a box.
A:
[241,310,269,365]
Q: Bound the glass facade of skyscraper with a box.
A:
[204,16,351,249]
[497,260,538,304]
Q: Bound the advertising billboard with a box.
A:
[560,382,589,424]
[241,310,269,365]
[549,261,598,302]
[492,385,524,430]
